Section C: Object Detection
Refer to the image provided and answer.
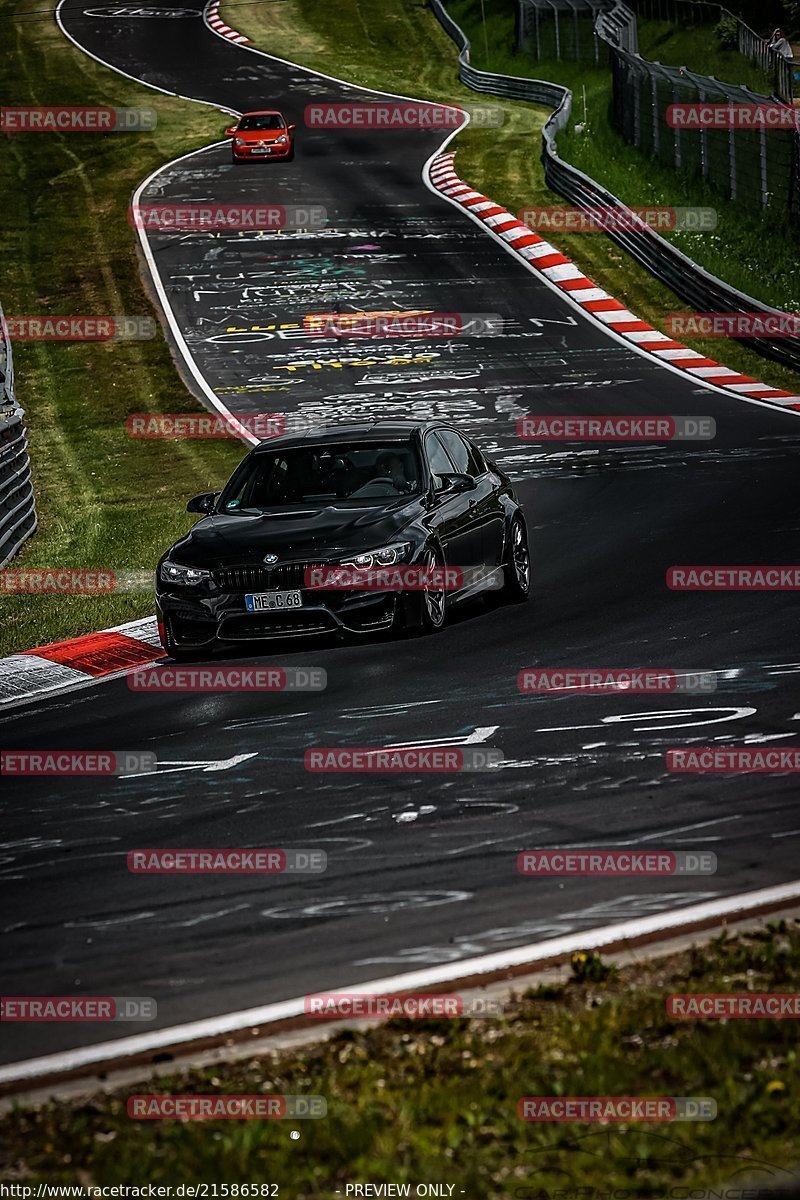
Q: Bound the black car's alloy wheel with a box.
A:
[504,515,531,602]
[417,545,447,634]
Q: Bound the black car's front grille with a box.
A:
[220,612,335,639]
[213,563,320,593]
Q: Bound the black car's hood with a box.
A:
[167,498,424,566]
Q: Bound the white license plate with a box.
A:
[245,590,303,612]
[252,147,271,153]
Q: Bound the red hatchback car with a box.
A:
[225,110,296,162]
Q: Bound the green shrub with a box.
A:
[714,14,740,48]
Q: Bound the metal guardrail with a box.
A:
[428,0,800,375]
[0,304,37,567]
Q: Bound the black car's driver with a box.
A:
[376,451,413,492]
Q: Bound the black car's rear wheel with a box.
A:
[503,514,531,602]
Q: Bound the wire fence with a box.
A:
[428,0,800,374]
[517,0,613,63]
[628,0,796,102]
[0,303,37,567]
[597,1,800,221]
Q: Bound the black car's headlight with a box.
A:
[159,560,212,587]
[339,542,411,570]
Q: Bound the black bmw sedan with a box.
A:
[156,420,530,658]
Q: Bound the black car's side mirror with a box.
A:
[186,491,218,514]
[435,472,475,495]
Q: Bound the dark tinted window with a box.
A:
[239,114,285,131]
[436,429,484,477]
[425,432,455,476]
[219,441,421,511]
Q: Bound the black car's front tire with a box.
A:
[503,514,531,603]
[404,544,447,636]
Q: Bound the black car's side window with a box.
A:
[466,440,486,475]
[436,430,484,478]
[425,433,456,477]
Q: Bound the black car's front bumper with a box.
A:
[156,583,400,648]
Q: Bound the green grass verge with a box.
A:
[1,3,243,657]
[2,922,799,1191]
[219,0,800,397]
[636,18,774,94]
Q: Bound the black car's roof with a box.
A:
[253,419,450,452]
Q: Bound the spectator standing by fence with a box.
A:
[768,28,793,60]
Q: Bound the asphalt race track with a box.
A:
[2,0,800,1068]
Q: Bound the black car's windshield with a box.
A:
[238,114,285,131]
[220,441,421,512]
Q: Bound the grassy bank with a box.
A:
[1,3,242,657]
[2,921,799,1191]
[221,0,800,396]
[637,19,774,93]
